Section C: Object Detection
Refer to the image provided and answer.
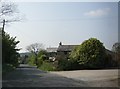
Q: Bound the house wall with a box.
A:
[47,52,57,61]
[56,51,71,60]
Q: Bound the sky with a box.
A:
[1,2,118,53]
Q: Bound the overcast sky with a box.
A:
[3,2,118,53]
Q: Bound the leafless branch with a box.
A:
[0,2,22,25]
[26,43,44,55]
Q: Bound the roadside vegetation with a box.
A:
[2,64,16,75]
[2,30,20,75]
[1,2,21,75]
[27,38,119,71]
[27,50,56,71]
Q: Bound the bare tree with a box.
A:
[112,42,120,53]
[26,43,44,67]
[0,2,22,31]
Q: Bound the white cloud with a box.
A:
[84,8,111,17]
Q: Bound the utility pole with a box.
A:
[2,19,5,31]
[2,19,5,36]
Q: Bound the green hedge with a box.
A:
[2,64,15,75]
[38,61,56,71]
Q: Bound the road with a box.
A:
[2,64,119,87]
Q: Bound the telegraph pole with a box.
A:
[2,19,5,36]
[2,19,5,31]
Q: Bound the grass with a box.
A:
[2,64,15,75]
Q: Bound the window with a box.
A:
[64,51,67,55]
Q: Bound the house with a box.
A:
[57,42,116,61]
[46,42,118,66]
[57,42,79,60]
[46,47,57,61]
[46,42,79,61]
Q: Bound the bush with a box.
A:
[112,42,120,53]
[28,54,36,66]
[105,54,118,68]
[37,56,44,67]
[56,56,80,71]
[57,58,69,70]
[2,30,20,67]
[38,61,56,71]
[70,38,107,69]
[2,64,15,75]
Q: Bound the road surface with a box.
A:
[2,64,119,87]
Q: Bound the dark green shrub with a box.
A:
[37,56,44,67]
[2,30,20,67]
[28,54,36,66]
[57,58,68,70]
[39,61,56,71]
[70,38,107,69]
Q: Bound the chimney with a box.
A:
[59,42,62,46]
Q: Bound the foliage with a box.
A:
[57,58,69,70]
[2,64,15,75]
[38,50,47,56]
[37,50,48,60]
[28,51,55,71]
[28,50,48,67]
[70,38,106,69]
[112,42,120,53]
[28,53,36,66]
[38,61,56,71]
[26,43,44,67]
[112,42,120,67]
[37,56,44,67]
[57,56,80,71]
[2,30,20,67]
[37,50,48,67]
[105,54,117,67]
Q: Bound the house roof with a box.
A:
[46,47,58,52]
[105,49,114,55]
[57,44,114,55]
[57,45,78,52]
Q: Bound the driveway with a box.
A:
[2,64,119,87]
[51,69,119,87]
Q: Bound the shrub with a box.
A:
[2,64,15,75]
[28,54,36,66]
[37,56,44,67]
[38,61,56,71]
[70,38,107,69]
[57,58,69,70]
[2,30,20,67]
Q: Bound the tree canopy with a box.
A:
[112,42,120,53]
[2,30,20,67]
[70,38,106,69]
[0,2,21,24]
[26,43,44,67]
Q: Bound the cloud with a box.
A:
[84,8,111,17]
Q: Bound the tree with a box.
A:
[2,30,20,67]
[70,38,106,69]
[26,43,44,67]
[112,42,120,53]
[0,2,21,31]
[112,42,120,67]
[37,50,48,67]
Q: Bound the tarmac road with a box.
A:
[2,64,119,87]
